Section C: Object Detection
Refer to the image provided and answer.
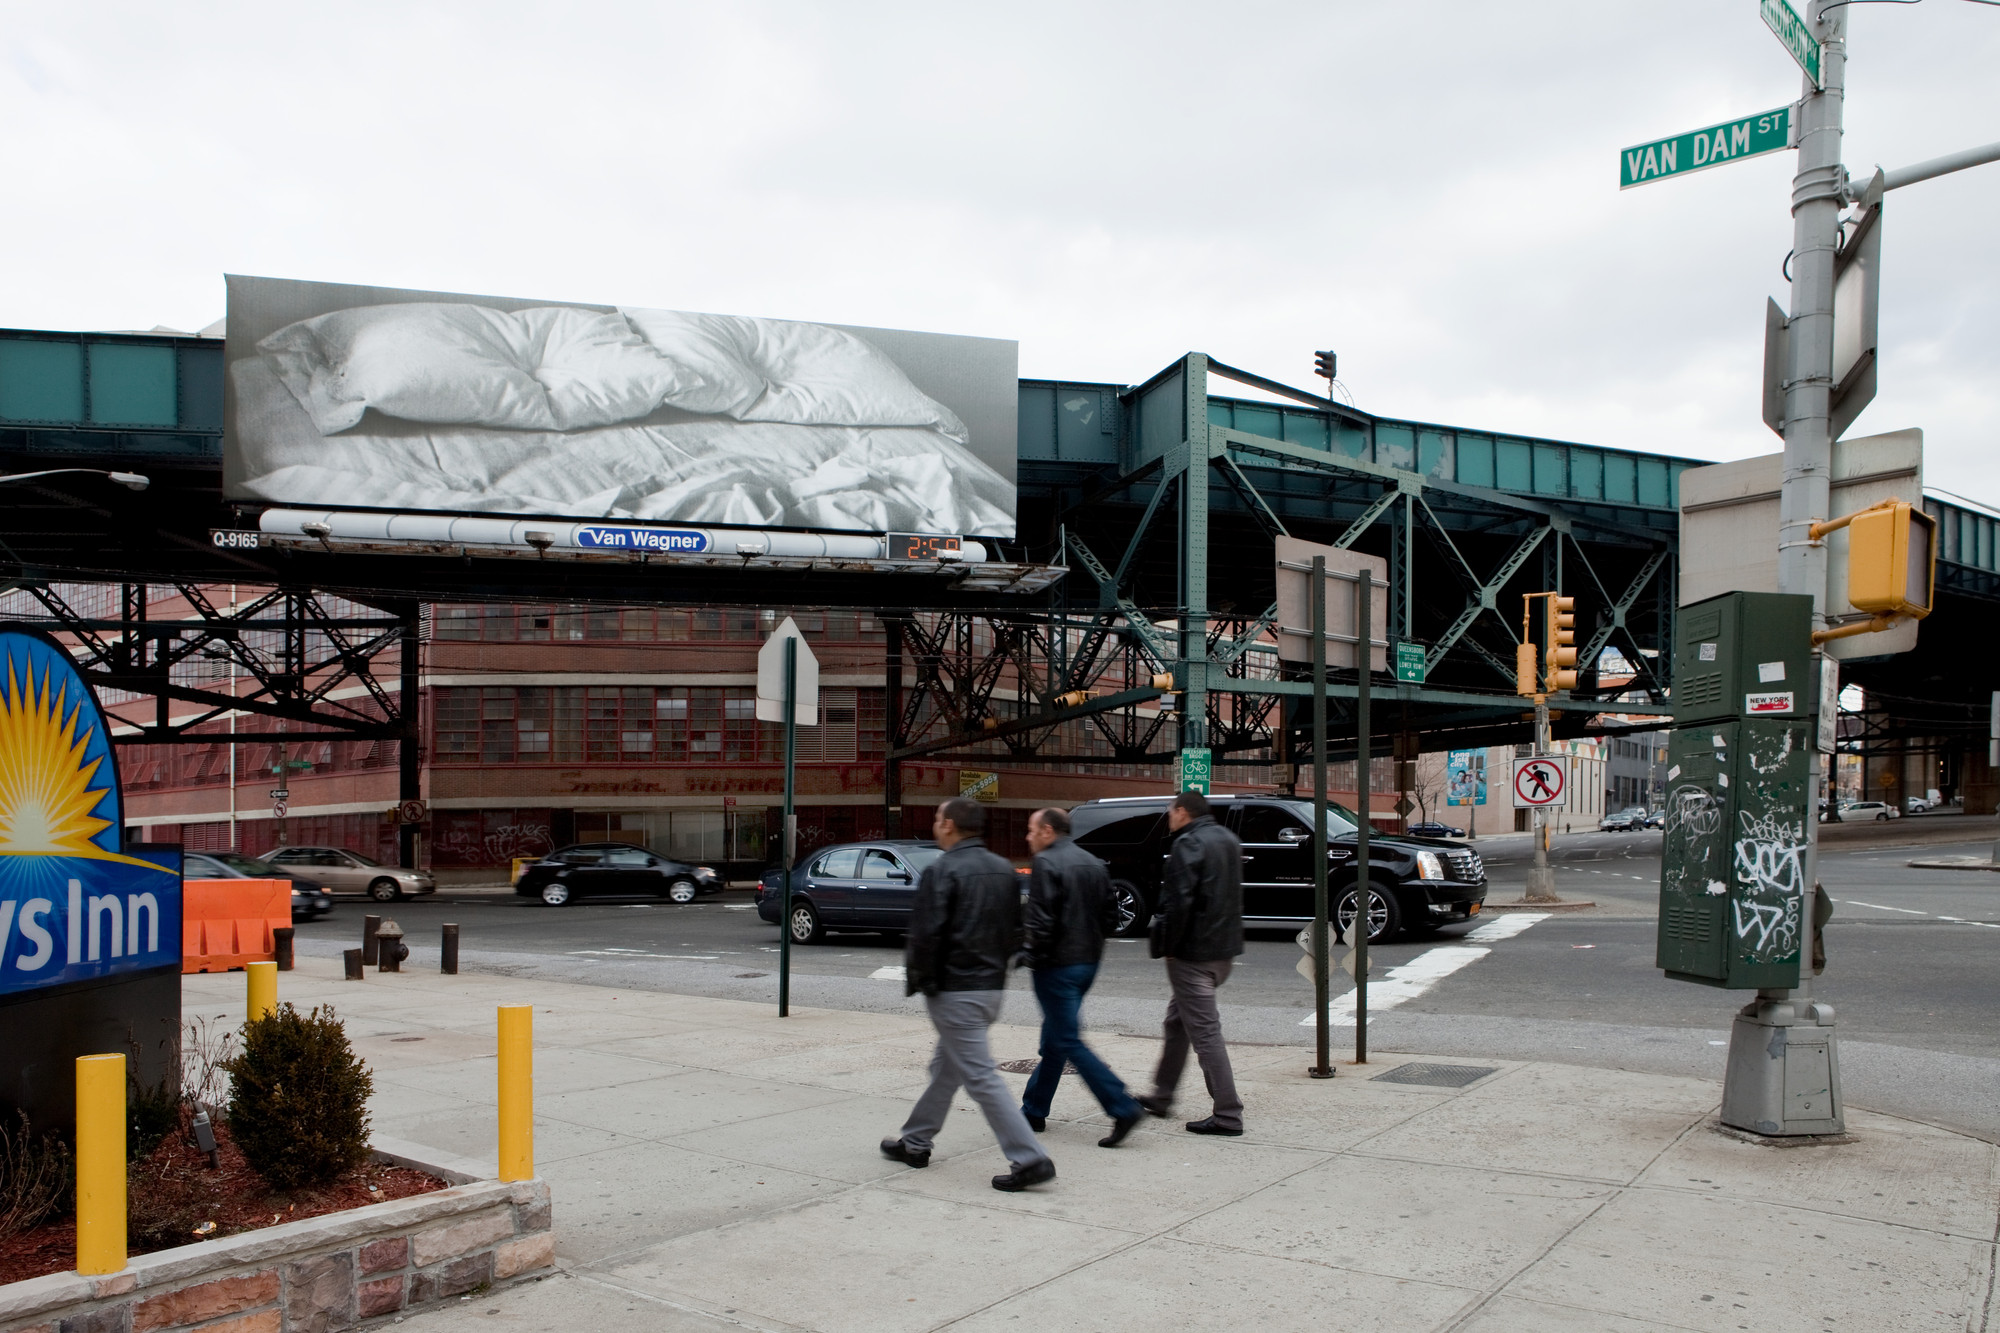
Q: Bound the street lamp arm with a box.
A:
[0,468,149,491]
[1875,140,2000,193]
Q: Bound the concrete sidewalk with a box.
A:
[185,961,2000,1332]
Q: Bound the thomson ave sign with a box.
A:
[0,630,181,994]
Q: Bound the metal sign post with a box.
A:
[1354,572,1372,1065]
[759,618,820,1018]
[1309,556,1333,1079]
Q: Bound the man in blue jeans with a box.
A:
[1018,807,1144,1148]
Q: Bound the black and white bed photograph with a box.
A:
[223,275,1018,538]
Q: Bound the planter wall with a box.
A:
[0,1144,552,1332]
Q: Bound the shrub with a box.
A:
[0,1108,72,1237]
[224,1004,374,1190]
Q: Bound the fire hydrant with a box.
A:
[375,919,409,972]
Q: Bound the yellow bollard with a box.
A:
[497,1005,533,1181]
[75,1054,126,1275]
[246,960,278,1025]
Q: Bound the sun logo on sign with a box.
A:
[0,635,159,871]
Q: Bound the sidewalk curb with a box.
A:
[1906,857,2000,871]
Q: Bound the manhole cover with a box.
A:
[1371,1062,1497,1088]
[996,1059,1080,1075]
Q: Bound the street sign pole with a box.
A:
[1526,695,1560,902]
[1354,572,1371,1065]
[1309,556,1334,1078]
[779,637,796,1018]
[1721,0,1849,1135]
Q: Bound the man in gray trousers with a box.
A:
[1138,790,1246,1136]
[881,797,1056,1191]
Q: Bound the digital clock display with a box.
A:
[886,533,963,561]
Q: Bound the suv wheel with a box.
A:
[368,877,403,902]
[665,878,699,904]
[1336,881,1402,945]
[789,900,824,945]
[1109,881,1147,938]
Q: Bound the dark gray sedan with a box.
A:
[756,840,945,944]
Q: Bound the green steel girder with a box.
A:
[1424,524,1550,674]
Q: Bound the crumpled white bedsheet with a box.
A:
[228,356,1015,534]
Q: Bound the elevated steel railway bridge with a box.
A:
[2,327,1995,825]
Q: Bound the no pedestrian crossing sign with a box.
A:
[1394,642,1426,683]
[1511,756,1569,808]
[1620,107,1791,190]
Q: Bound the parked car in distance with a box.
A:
[185,850,334,921]
[1644,810,1664,829]
[757,840,944,944]
[1069,794,1486,945]
[516,843,722,905]
[1904,796,1932,813]
[1598,810,1637,832]
[261,846,436,901]
[1841,800,1898,821]
[1406,821,1465,839]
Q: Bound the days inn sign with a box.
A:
[1621,106,1792,190]
[0,628,181,995]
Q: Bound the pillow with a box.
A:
[259,303,702,434]
[620,308,969,442]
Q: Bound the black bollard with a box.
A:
[441,923,459,975]
[343,947,365,980]
[273,927,295,972]
[362,914,381,966]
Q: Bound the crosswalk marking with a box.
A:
[1298,912,1550,1028]
[870,965,908,981]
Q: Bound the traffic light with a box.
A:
[1313,350,1337,381]
[1515,641,1537,696]
[1544,595,1578,691]
[1844,500,1935,619]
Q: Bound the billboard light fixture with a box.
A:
[736,541,768,557]
[524,530,555,554]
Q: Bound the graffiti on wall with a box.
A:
[433,815,554,868]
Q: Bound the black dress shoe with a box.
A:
[1184,1117,1244,1137]
[880,1137,931,1168]
[991,1157,1056,1191]
[1098,1113,1141,1148]
[1137,1095,1172,1118]
[1023,1113,1047,1132]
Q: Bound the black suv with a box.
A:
[1069,794,1487,943]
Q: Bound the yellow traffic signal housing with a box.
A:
[1515,641,1537,696]
[1845,501,1935,619]
[1545,595,1578,691]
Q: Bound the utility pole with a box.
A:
[1721,0,1849,1133]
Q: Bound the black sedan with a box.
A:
[184,850,335,922]
[756,840,944,944]
[516,843,722,906]
[1406,821,1465,839]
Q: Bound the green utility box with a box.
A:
[1657,590,1817,989]
[1672,591,1814,727]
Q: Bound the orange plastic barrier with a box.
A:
[182,879,292,974]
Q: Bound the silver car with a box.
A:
[262,846,437,901]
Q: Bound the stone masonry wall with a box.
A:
[0,1177,552,1333]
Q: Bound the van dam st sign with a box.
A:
[1621,106,1791,190]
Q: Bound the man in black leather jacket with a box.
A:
[882,797,1055,1191]
[1139,790,1246,1135]
[1017,808,1144,1148]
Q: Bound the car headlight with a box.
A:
[695,866,717,879]
[1414,850,1444,880]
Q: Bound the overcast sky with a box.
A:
[3,1,1995,500]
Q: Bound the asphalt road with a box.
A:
[287,817,2000,1142]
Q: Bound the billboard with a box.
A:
[0,629,182,994]
[223,275,1018,538]
[1445,749,1487,807]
